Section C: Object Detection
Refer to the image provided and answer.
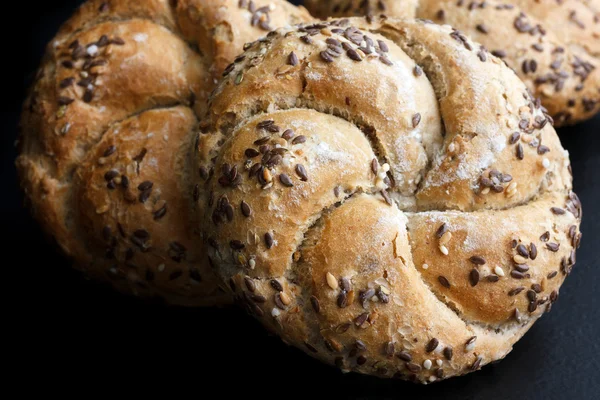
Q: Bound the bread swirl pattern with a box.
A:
[304,0,600,126]
[16,0,311,306]
[200,17,582,382]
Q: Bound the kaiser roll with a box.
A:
[16,0,311,306]
[199,16,582,382]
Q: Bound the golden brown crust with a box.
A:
[16,0,311,306]
[201,17,582,382]
[304,0,600,126]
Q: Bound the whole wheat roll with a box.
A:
[16,0,311,306]
[199,17,582,382]
[304,0,600,126]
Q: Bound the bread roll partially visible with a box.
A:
[304,0,600,126]
[16,0,311,306]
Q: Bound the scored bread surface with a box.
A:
[199,17,582,382]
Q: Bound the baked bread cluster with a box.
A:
[200,16,582,382]
[16,0,311,306]
[304,0,600,126]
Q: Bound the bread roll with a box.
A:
[200,17,582,382]
[304,0,600,126]
[16,0,311,306]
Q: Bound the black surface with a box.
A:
[3,1,599,398]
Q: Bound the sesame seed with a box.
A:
[509,287,525,296]
[512,307,522,323]
[379,189,392,206]
[513,255,528,264]
[383,341,395,357]
[245,148,260,158]
[380,55,393,66]
[514,263,530,273]
[494,266,505,277]
[476,24,489,34]
[439,231,452,245]
[354,312,369,328]
[244,276,256,292]
[517,244,530,258]
[340,277,351,292]
[443,347,453,360]
[469,269,480,287]
[104,170,119,181]
[439,245,449,256]
[153,204,167,220]
[326,272,338,289]
[551,207,566,215]
[438,276,451,288]
[279,173,293,187]
[295,164,308,181]
[279,291,292,306]
[527,243,537,260]
[310,295,321,313]
[371,158,378,174]
[241,201,252,217]
[264,232,274,249]
[397,351,412,362]
[320,51,334,63]
[86,45,98,56]
[516,143,524,160]
[540,231,550,242]
[406,363,421,373]
[412,113,421,128]
[426,338,439,353]
[509,132,521,144]
[269,279,283,292]
[469,255,486,265]
[423,359,433,370]
[282,129,295,140]
[376,287,390,303]
[138,181,153,191]
[288,51,299,66]
[347,48,363,62]
[292,135,306,145]
[436,223,448,238]
[414,65,423,77]
[465,336,477,352]
[528,301,538,313]
[546,242,560,252]
[337,291,348,308]
[471,356,483,370]
[377,40,389,53]
[511,270,527,279]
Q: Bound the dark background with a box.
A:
[3,1,599,398]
